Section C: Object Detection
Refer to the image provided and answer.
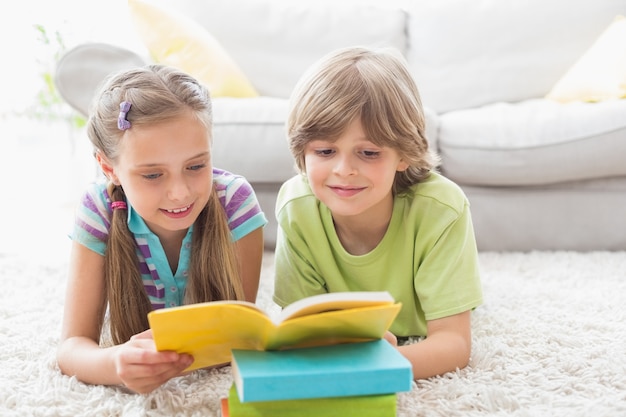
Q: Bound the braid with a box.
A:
[105,185,152,345]
[186,186,244,304]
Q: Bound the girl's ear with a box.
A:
[96,151,120,185]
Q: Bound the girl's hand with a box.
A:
[113,329,194,394]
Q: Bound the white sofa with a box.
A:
[55,0,626,251]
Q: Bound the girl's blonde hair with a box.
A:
[87,64,244,345]
[287,47,440,194]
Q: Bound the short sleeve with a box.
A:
[413,201,483,321]
[71,180,113,256]
[214,168,268,241]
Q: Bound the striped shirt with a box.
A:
[72,168,267,309]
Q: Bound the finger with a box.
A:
[117,341,185,371]
[121,356,194,393]
[383,331,398,346]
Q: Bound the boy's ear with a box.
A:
[397,160,410,172]
[96,151,120,185]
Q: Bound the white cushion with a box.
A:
[404,0,626,112]
[438,99,626,186]
[147,0,408,98]
[211,97,295,182]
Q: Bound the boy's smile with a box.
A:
[328,184,367,198]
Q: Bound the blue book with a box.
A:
[231,339,412,403]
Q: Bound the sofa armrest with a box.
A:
[423,105,439,154]
[55,43,147,116]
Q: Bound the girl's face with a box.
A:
[101,112,213,241]
[303,118,408,223]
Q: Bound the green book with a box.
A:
[225,385,397,417]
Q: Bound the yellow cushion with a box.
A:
[128,0,258,98]
[546,15,626,103]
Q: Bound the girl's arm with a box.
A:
[57,241,192,393]
[235,227,265,302]
[396,310,472,379]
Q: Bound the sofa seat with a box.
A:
[438,99,626,186]
[462,175,626,251]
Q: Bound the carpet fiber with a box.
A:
[2,250,626,416]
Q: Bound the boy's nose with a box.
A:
[333,154,357,176]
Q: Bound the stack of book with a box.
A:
[146,290,412,416]
[221,339,413,416]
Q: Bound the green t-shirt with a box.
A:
[273,172,483,337]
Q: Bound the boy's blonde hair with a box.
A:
[287,47,440,193]
[87,64,244,345]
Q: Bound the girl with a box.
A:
[273,47,483,379]
[57,65,267,393]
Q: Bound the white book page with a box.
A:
[275,291,394,323]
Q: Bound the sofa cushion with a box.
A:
[149,0,408,98]
[128,0,258,98]
[405,0,626,113]
[437,99,626,186]
[211,97,295,183]
[546,15,626,103]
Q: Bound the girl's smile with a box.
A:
[161,203,194,219]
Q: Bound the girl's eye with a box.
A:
[142,173,162,180]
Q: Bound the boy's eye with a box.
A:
[314,149,334,156]
[361,150,381,158]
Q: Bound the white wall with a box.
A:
[0,0,144,115]
[0,1,146,257]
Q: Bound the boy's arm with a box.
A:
[397,310,472,379]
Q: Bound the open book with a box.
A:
[148,291,401,371]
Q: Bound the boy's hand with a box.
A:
[383,330,398,346]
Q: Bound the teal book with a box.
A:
[231,339,412,403]
[224,384,397,417]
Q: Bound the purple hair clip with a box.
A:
[117,101,132,130]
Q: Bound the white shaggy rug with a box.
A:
[2,250,626,417]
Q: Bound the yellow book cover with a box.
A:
[148,291,401,371]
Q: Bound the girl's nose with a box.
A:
[167,177,191,201]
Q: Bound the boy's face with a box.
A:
[303,118,408,223]
[100,111,213,242]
